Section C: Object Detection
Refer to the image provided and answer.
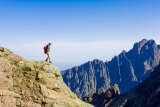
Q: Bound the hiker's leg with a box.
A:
[48,53,51,62]
[46,53,49,62]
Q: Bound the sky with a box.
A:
[0,0,160,70]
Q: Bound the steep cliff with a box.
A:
[0,46,92,107]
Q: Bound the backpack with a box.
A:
[43,45,48,54]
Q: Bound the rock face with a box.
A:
[62,60,110,98]
[62,39,160,98]
[83,84,120,107]
[106,64,160,107]
[0,46,92,107]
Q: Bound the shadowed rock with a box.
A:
[105,64,160,107]
[83,84,120,107]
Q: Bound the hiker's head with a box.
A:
[48,43,51,46]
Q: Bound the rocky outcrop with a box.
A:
[105,64,160,107]
[0,46,92,107]
[62,39,160,98]
[83,84,120,107]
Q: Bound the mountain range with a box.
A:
[62,39,160,98]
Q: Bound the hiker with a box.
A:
[44,43,52,63]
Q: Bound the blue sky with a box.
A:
[0,0,160,70]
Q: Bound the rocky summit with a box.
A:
[0,46,92,107]
[62,39,160,98]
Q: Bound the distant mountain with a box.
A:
[62,39,160,98]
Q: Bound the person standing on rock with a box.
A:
[44,43,52,63]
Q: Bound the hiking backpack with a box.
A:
[43,45,48,54]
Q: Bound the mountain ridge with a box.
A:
[62,39,160,98]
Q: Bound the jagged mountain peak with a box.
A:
[133,39,157,54]
[133,39,151,48]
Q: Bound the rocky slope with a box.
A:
[0,46,92,107]
[62,39,160,98]
[105,64,160,107]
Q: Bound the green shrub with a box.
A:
[22,65,31,71]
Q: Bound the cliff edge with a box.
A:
[0,46,92,107]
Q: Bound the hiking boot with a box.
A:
[45,59,48,62]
